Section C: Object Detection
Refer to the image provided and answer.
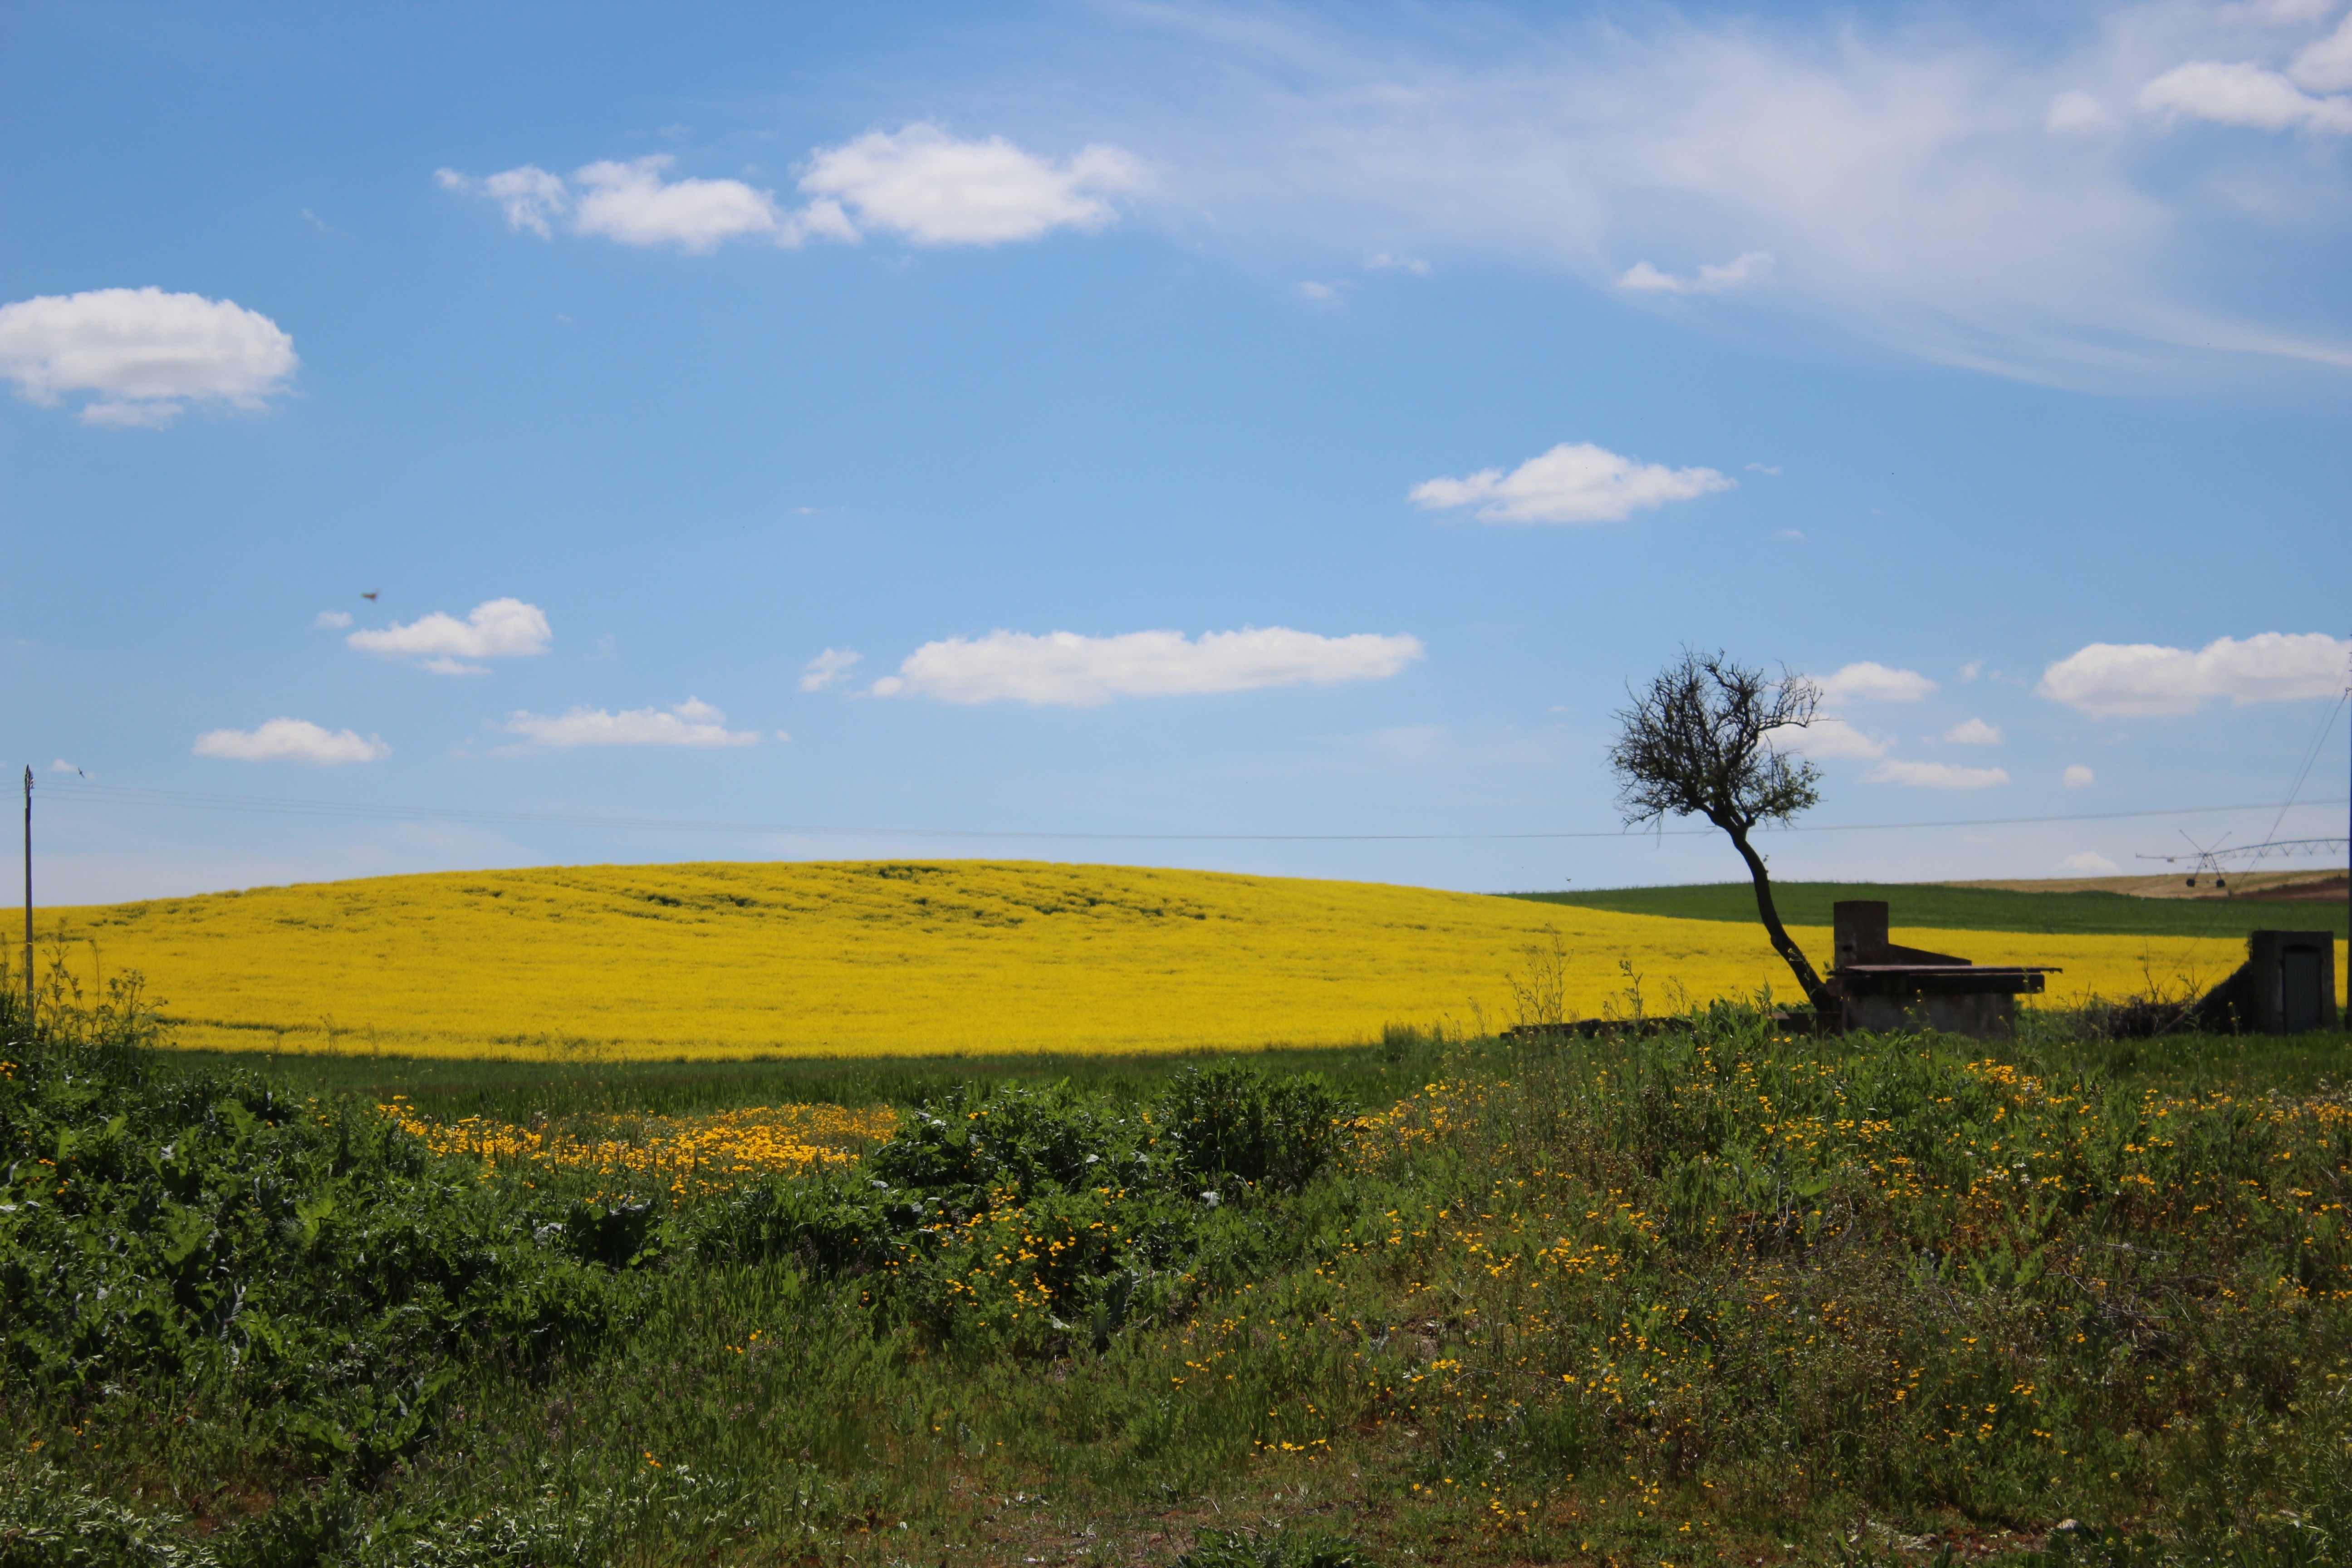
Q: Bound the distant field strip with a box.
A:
[27,860,2302,1059]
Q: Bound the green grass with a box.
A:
[10,983,2352,1567]
[159,1038,1444,1124]
[1506,878,2351,940]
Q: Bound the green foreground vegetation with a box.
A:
[5,986,2350,1567]
[1508,881,2351,941]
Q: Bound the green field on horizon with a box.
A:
[1507,878,2350,941]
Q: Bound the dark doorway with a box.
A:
[2282,944,2324,1034]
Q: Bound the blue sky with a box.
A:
[3,0,2348,904]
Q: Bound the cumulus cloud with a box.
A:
[500,697,758,749]
[313,610,353,629]
[799,123,1143,245]
[193,719,389,765]
[2138,60,2352,134]
[1865,758,2011,788]
[442,125,1140,253]
[1409,441,1733,525]
[872,627,1423,706]
[799,648,863,691]
[439,158,824,252]
[0,288,297,426]
[2058,849,2119,874]
[570,157,797,250]
[1818,662,1939,702]
[348,598,552,673]
[1771,717,1890,760]
[1943,717,2003,745]
[2036,632,2352,717]
[2063,764,2097,788]
[1616,250,1775,294]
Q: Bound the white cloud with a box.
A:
[500,697,758,749]
[1409,441,1733,525]
[2138,59,2352,134]
[441,158,818,252]
[1100,5,2352,383]
[797,123,1144,245]
[799,647,863,691]
[873,627,1423,706]
[1745,462,1782,475]
[774,730,793,743]
[1957,661,1984,683]
[2058,849,2119,874]
[1818,662,1939,702]
[1616,250,1775,294]
[1943,717,2003,745]
[1865,758,2011,788]
[1364,250,1431,274]
[2045,90,2118,133]
[571,157,793,251]
[1774,528,1804,540]
[1297,280,1344,304]
[2063,764,2097,788]
[2293,11,2352,92]
[348,598,552,671]
[443,126,1142,254]
[314,610,353,629]
[1772,716,1890,760]
[193,718,389,765]
[2037,632,2352,717]
[0,288,298,426]
[437,165,567,236]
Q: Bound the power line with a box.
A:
[2263,689,2347,848]
[31,777,2352,846]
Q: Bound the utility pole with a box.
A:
[21,765,32,1031]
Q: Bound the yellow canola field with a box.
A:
[24,859,2275,1060]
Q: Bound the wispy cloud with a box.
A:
[499,697,758,749]
[2063,764,2096,788]
[2138,60,2352,134]
[1617,250,1774,295]
[1818,662,1938,702]
[873,627,1423,706]
[799,647,863,691]
[1865,758,2011,788]
[1100,3,2352,383]
[1409,441,1732,524]
[1942,717,2003,745]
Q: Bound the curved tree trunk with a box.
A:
[1726,825,1828,1011]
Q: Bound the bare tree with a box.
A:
[1606,649,1828,1010]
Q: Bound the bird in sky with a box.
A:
[361,591,378,601]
